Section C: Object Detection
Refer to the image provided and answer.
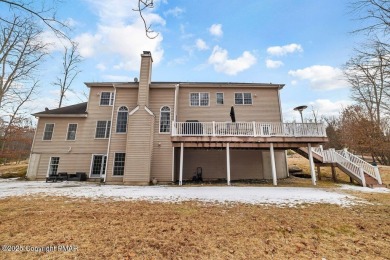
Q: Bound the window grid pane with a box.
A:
[200,93,209,106]
[113,153,125,176]
[216,93,224,105]
[49,157,60,175]
[160,106,171,133]
[244,93,252,104]
[116,107,128,133]
[235,93,243,105]
[43,124,54,140]
[95,121,107,138]
[190,93,199,106]
[100,92,111,105]
[67,124,77,140]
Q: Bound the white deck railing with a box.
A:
[172,121,327,137]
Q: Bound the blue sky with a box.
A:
[25,0,370,121]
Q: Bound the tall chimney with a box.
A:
[137,51,153,107]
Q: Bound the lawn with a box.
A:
[0,157,389,259]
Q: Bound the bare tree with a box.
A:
[133,0,159,39]
[52,42,81,108]
[0,0,69,39]
[344,41,390,126]
[0,16,47,109]
[350,0,390,36]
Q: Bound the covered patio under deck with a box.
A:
[171,121,328,186]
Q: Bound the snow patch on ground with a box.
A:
[338,184,389,193]
[0,179,377,207]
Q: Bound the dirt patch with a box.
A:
[0,196,389,259]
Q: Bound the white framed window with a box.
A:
[43,123,54,140]
[190,92,209,106]
[159,106,171,133]
[48,157,60,176]
[216,93,224,105]
[116,106,128,133]
[95,121,111,138]
[66,123,78,140]
[113,153,126,176]
[100,92,114,106]
[235,93,252,105]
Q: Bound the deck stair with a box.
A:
[296,147,386,188]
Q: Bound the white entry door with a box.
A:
[90,155,107,178]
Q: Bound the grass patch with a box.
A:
[0,165,27,179]
[0,196,389,259]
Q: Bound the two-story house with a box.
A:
[27,51,329,185]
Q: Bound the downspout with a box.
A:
[103,84,116,183]
[174,83,179,122]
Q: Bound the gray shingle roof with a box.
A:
[33,102,88,117]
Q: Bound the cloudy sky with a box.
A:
[20,0,371,121]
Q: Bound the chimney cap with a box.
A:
[143,51,151,55]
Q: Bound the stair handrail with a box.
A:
[332,151,365,186]
[335,149,382,184]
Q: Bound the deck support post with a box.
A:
[270,143,277,186]
[331,165,337,182]
[179,143,183,185]
[171,147,175,182]
[308,143,317,185]
[317,165,321,180]
[226,143,231,186]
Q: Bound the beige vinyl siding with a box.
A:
[178,86,281,122]
[137,55,152,106]
[105,87,138,182]
[34,153,94,180]
[149,87,175,182]
[33,86,115,155]
[123,109,154,184]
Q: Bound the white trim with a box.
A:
[112,152,126,177]
[94,120,111,139]
[89,154,107,178]
[234,92,253,105]
[308,143,317,185]
[42,123,55,141]
[115,105,129,133]
[226,143,231,185]
[99,91,114,106]
[104,87,117,182]
[159,106,171,134]
[189,92,210,107]
[144,106,154,116]
[171,147,175,182]
[46,156,60,177]
[129,106,139,115]
[174,84,179,122]
[179,143,184,185]
[65,123,78,141]
[270,143,277,186]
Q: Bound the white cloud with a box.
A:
[195,39,209,51]
[288,65,348,90]
[266,59,284,69]
[40,31,71,53]
[283,99,352,122]
[74,1,165,71]
[164,7,185,17]
[267,43,303,56]
[308,99,352,117]
[208,46,257,75]
[96,63,106,71]
[209,24,223,37]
